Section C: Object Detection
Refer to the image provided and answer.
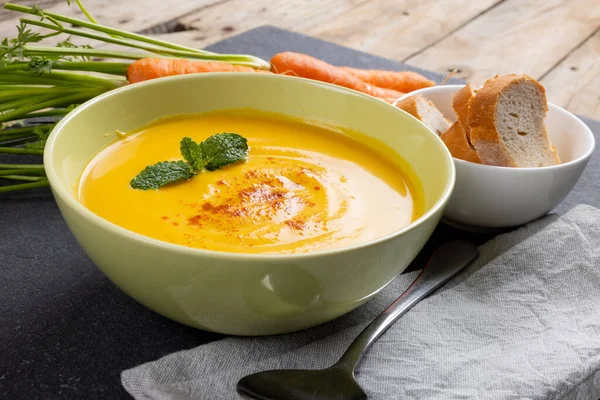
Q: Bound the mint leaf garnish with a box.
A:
[130,160,194,190]
[130,132,249,190]
[180,137,205,171]
[200,133,248,171]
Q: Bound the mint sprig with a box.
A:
[130,160,194,190]
[130,133,249,190]
[180,136,205,171]
[200,133,248,171]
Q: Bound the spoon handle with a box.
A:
[334,240,479,372]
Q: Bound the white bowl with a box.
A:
[398,85,595,229]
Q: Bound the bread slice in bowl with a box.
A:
[467,74,560,167]
[453,83,477,137]
[441,122,482,163]
[396,95,451,136]
[440,83,482,163]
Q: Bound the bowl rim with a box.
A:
[44,72,456,261]
[399,84,596,171]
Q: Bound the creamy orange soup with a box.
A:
[78,110,424,254]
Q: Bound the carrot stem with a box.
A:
[23,45,148,61]
[0,135,34,144]
[74,0,99,24]
[0,95,56,113]
[0,147,43,155]
[0,90,104,123]
[0,87,88,103]
[0,69,124,88]
[4,3,209,55]
[0,132,32,140]
[22,109,70,119]
[50,61,130,75]
[0,110,67,125]
[2,60,130,76]
[2,175,44,181]
[0,179,49,192]
[22,18,180,56]
[22,44,270,69]
[0,163,44,169]
[0,168,45,177]
[0,135,39,147]
[0,126,49,135]
[0,110,68,125]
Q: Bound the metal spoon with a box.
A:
[237,240,479,400]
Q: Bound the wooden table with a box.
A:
[2,0,599,120]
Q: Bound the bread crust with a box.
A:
[452,83,477,137]
[551,145,560,162]
[468,74,532,167]
[441,122,482,163]
[396,95,450,135]
[450,83,479,159]
[468,74,561,167]
[395,96,420,119]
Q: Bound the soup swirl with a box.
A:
[79,111,423,254]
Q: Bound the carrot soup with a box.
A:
[78,110,424,254]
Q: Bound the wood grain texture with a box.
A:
[406,0,600,84]
[541,28,600,119]
[0,0,62,20]
[312,0,501,60]
[176,0,503,60]
[178,0,370,49]
[0,0,222,39]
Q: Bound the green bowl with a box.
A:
[44,73,455,336]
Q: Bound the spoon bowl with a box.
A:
[238,367,366,400]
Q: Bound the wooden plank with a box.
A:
[178,0,502,59]
[406,0,600,84]
[178,0,371,49]
[541,28,600,119]
[0,0,224,40]
[312,0,502,61]
[88,0,501,60]
[137,31,209,49]
[0,0,62,20]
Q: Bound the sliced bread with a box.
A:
[467,74,560,167]
[396,95,451,135]
[441,83,482,163]
[453,83,477,134]
[441,122,482,163]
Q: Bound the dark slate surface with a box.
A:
[0,26,598,399]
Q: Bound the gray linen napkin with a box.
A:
[122,205,600,400]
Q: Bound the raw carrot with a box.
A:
[270,52,404,100]
[377,88,405,102]
[339,67,435,93]
[127,58,270,84]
